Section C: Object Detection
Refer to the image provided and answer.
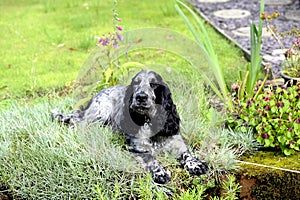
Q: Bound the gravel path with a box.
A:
[190,0,300,77]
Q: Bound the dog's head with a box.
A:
[123,70,180,136]
[129,70,164,115]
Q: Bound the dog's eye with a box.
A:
[150,83,158,88]
[132,79,141,85]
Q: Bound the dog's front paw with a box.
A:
[152,166,171,184]
[181,151,208,175]
[51,108,61,121]
[183,157,208,175]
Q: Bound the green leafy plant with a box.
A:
[220,175,241,200]
[175,184,206,200]
[227,83,300,155]
[210,175,241,200]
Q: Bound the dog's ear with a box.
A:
[155,83,180,136]
[124,85,134,105]
[120,85,141,133]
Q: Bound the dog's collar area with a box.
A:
[145,116,152,126]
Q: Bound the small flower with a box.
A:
[290,141,295,145]
[112,41,118,48]
[116,25,123,31]
[262,133,269,139]
[264,62,270,67]
[117,33,123,41]
[263,96,271,101]
[285,49,294,59]
[102,39,110,46]
[260,12,267,20]
[264,106,270,111]
[231,84,240,90]
[98,38,104,44]
[276,102,284,108]
[272,11,280,19]
[295,118,300,124]
[295,39,300,45]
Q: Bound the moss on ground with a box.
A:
[237,152,300,199]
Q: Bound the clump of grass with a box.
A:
[0,99,141,199]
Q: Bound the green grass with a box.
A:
[0,0,248,101]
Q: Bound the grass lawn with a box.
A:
[0,0,248,101]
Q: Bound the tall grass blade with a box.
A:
[175,0,232,108]
[247,0,264,96]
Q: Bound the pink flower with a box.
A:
[263,96,271,101]
[262,133,269,139]
[117,33,123,41]
[295,39,300,45]
[98,38,104,44]
[116,25,123,31]
[231,84,240,90]
[102,39,110,46]
[113,41,118,48]
[288,49,293,54]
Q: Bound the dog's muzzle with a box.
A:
[130,87,155,113]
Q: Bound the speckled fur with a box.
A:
[51,70,207,184]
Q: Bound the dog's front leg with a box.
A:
[128,136,171,184]
[51,109,84,126]
[163,135,208,176]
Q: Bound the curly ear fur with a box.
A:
[154,84,180,136]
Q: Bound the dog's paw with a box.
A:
[152,167,171,184]
[51,109,62,121]
[183,157,208,175]
[181,151,208,176]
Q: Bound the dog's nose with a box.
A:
[136,92,148,102]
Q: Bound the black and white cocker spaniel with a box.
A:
[52,70,208,184]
